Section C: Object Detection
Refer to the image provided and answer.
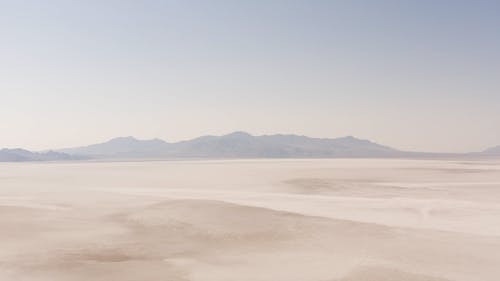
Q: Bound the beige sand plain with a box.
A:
[1,159,500,281]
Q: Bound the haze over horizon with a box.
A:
[1,0,499,152]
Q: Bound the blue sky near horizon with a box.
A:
[1,0,499,152]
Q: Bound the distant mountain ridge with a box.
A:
[57,131,400,159]
[2,132,500,162]
[0,149,78,162]
[481,145,500,155]
[58,136,170,157]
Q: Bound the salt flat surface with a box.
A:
[1,159,500,281]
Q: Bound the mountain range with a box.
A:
[0,149,81,162]
[1,132,499,162]
[57,131,399,159]
[481,145,500,155]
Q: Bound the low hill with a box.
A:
[0,149,78,162]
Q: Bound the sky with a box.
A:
[1,0,499,152]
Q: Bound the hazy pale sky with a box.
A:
[1,0,499,152]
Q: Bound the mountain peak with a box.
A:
[339,135,357,140]
[225,131,253,138]
[108,136,138,142]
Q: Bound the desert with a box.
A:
[1,158,499,281]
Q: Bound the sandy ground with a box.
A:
[1,159,500,281]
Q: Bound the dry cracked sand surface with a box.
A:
[1,159,500,281]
